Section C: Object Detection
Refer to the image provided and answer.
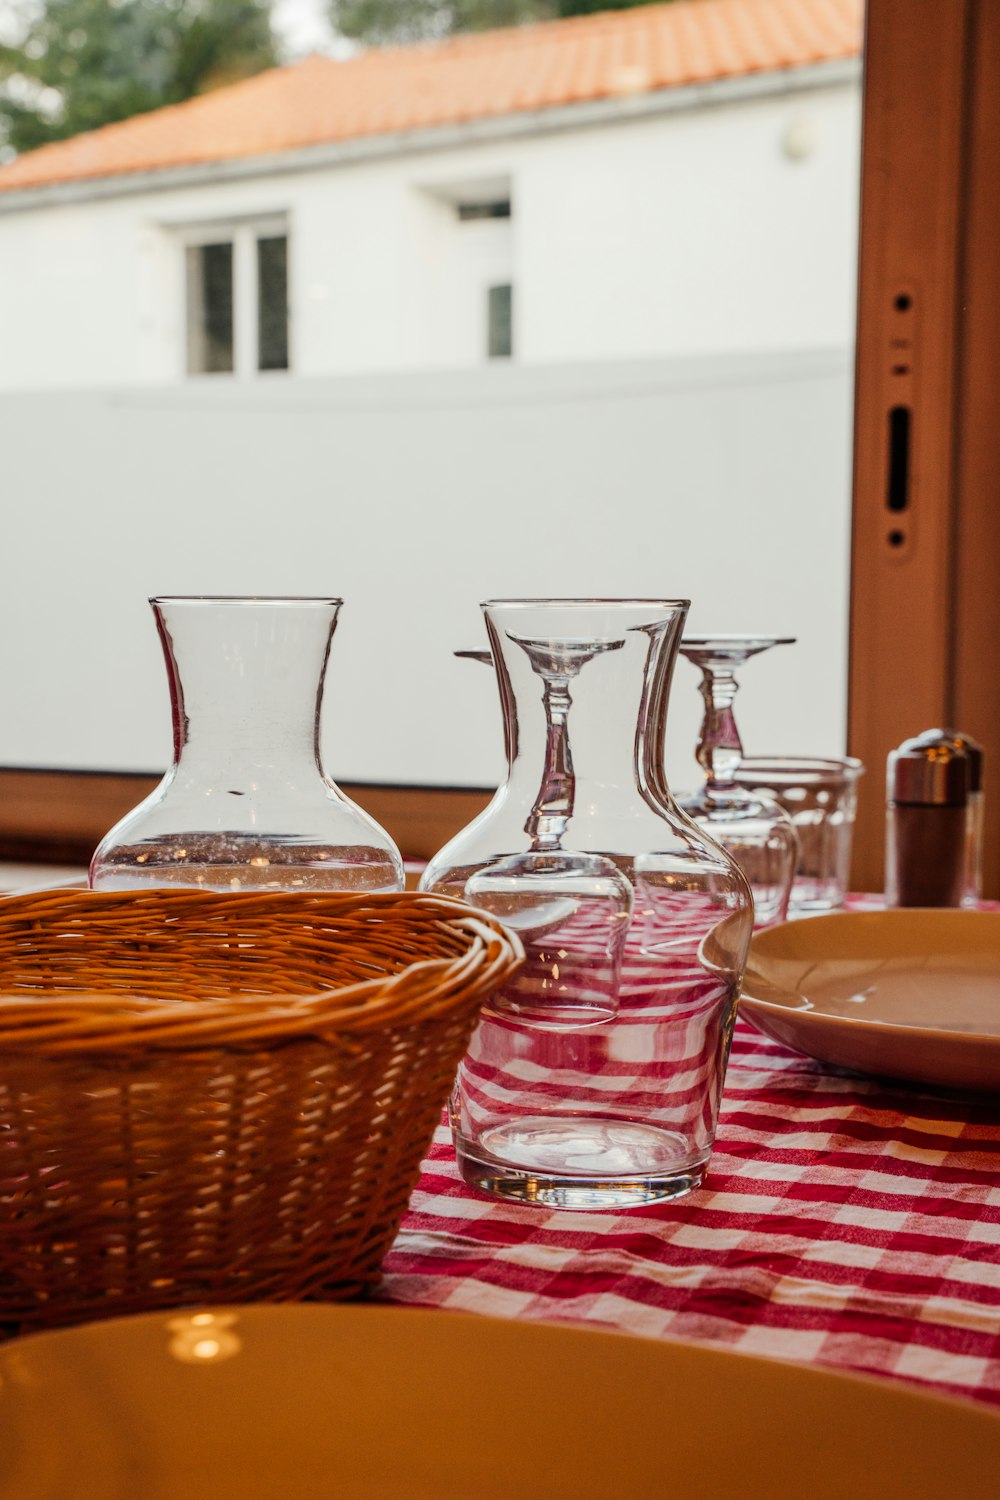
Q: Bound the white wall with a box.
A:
[0,351,854,796]
[0,77,859,389]
[519,86,860,361]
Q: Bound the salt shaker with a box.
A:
[885,732,970,907]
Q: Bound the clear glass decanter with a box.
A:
[421,599,753,1210]
[90,596,404,892]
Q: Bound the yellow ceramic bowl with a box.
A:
[741,909,1000,1093]
[1,1303,999,1499]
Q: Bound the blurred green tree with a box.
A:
[0,0,277,155]
[329,0,668,47]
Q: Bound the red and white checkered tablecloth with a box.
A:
[378,1010,1000,1411]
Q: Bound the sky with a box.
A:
[271,0,346,59]
[0,2,352,61]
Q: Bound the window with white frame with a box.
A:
[419,176,515,365]
[452,190,514,361]
[183,217,289,377]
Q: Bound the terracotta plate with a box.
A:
[741,909,1000,1093]
[1,1303,999,1498]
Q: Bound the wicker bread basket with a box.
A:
[0,887,521,1334]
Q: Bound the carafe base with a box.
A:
[455,1118,708,1209]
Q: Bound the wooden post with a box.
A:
[849,0,1000,897]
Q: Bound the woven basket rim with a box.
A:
[0,888,523,1055]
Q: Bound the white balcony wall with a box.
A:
[0,352,853,792]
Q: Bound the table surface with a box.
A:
[3,867,998,1412]
[379,997,1000,1413]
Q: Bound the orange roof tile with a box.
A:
[0,0,862,196]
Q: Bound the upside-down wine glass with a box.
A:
[463,632,634,1028]
[678,635,797,928]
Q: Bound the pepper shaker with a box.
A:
[886,732,970,908]
[896,729,984,904]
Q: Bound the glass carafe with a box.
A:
[90,596,404,892]
[420,599,753,1210]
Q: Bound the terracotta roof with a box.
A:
[0,0,862,195]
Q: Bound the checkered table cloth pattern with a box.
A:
[379,1008,1000,1410]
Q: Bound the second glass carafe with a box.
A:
[421,599,753,1209]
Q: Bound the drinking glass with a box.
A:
[678,635,797,928]
[731,756,864,914]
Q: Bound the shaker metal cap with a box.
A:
[888,731,970,806]
[902,727,984,793]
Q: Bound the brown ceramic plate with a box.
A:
[741,909,1000,1093]
[1,1303,999,1499]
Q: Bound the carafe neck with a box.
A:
[485,601,687,837]
[153,597,339,786]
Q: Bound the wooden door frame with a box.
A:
[849,0,1000,897]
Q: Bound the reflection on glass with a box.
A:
[186,242,234,374]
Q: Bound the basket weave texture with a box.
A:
[0,887,521,1334]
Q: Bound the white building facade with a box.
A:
[0,61,860,392]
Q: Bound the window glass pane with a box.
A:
[185,242,233,374]
[257,234,289,371]
[458,200,511,220]
[488,283,513,359]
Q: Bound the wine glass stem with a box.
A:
[696,667,744,791]
[524,677,574,849]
